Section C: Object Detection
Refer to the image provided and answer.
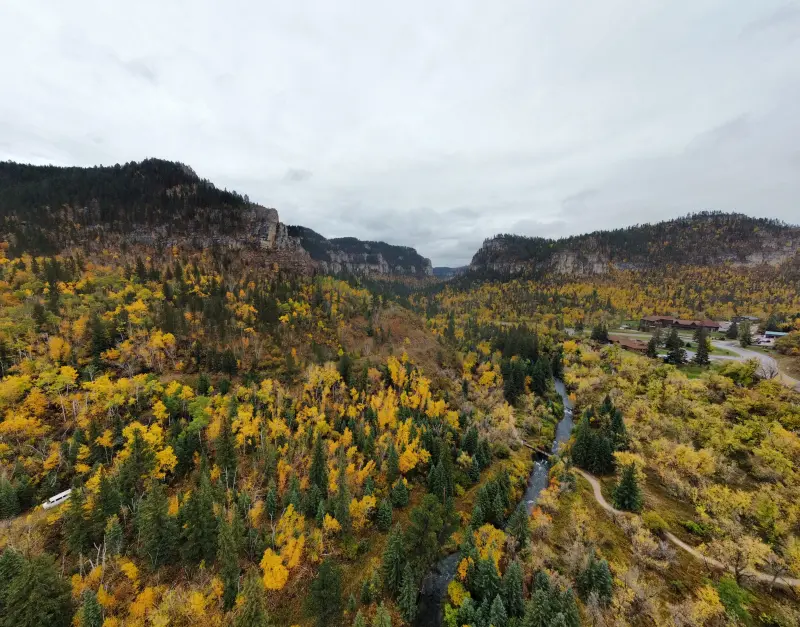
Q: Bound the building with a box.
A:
[674,319,720,332]
[765,331,788,338]
[639,316,720,332]
[639,315,678,329]
[609,335,649,353]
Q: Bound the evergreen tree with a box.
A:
[65,488,88,555]
[309,435,329,497]
[372,603,392,627]
[427,460,445,502]
[590,323,609,343]
[215,416,238,485]
[218,513,241,610]
[381,524,406,597]
[0,478,20,519]
[390,480,409,508]
[570,415,592,469]
[645,336,658,358]
[472,558,500,604]
[0,549,24,615]
[78,590,102,627]
[334,447,351,534]
[507,502,529,549]
[2,553,73,627]
[233,572,273,627]
[612,464,643,513]
[551,345,564,379]
[609,409,628,451]
[92,471,120,539]
[468,455,481,483]
[470,503,485,529]
[476,439,492,469]
[405,495,444,573]
[726,320,739,340]
[116,430,156,505]
[558,589,581,627]
[457,598,477,626]
[502,560,525,618]
[398,564,418,624]
[529,356,552,397]
[576,550,613,605]
[136,482,177,569]
[376,498,393,532]
[739,320,752,347]
[386,442,400,485]
[590,435,615,475]
[693,329,710,365]
[308,558,343,627]
[489,594,508,627]
[104,515,124,557]
[463,425,479,455]
[664,328,686,365]
[181,469,218,564]
[353,610,366,627]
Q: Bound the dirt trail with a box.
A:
[574,469,800,589]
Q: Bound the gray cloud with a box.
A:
[1,1,800,266]
[283,168,313,183]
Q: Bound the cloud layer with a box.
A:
[2,1,799,265]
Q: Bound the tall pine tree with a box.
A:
[612,464,643,513]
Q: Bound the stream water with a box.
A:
[415,379,574,627]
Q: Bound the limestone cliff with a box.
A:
[469,212,800,277]
[0,159,432,278]
[287,226,433,278]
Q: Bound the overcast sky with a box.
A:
[2,1,800,266]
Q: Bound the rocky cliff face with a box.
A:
[0,159,433,278]
[122,206,432,277]
[469,213,800,277]
[287,226,432,278]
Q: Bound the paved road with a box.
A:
[711,341,800,390]
[575,469,800,589]
[611,331,800,391]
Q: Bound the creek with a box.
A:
[415,379,574,626]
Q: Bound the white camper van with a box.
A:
[42,489,72,510]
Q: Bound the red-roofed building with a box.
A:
[609,335,649,353]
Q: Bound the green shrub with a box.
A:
[716,576,752,622]
[642,511,669,536]
[681,520,710,538]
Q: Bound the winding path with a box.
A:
[574,469,800,589]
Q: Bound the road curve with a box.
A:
[711,341,800,390]
[611,331,800,391]
[574,469,800,589]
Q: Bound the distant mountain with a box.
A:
[469,212,800,277]
[287,226,432,277]
[0,159,431,277]
[432,266,466,279]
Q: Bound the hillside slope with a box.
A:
[0,159,431,277]
[470,212,800,277]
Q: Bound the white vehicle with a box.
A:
[42,489,72,510]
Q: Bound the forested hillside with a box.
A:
[0,160,432,277]
[0,160,248,255]
[470,212,800,277]
[1,162,800,627]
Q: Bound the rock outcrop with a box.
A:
[469,212,800,277]
[0,159,432,278]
